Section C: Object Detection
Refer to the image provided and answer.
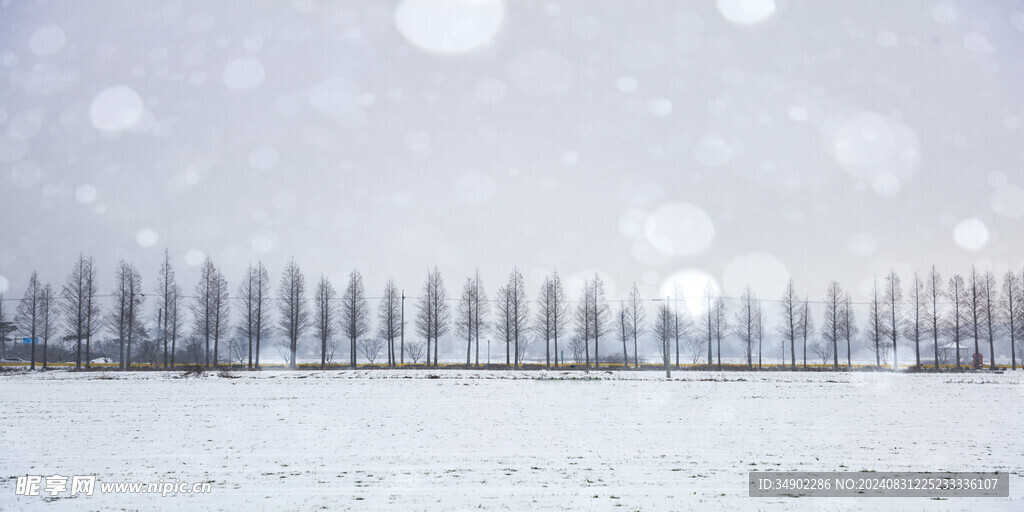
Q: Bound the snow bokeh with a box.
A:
[822,110,920,198]
[716,0,776,25]
[74,184,97,203]
[184,249,205,266]
[394,0,504,54]
[952,218,989,251]
[0,0,1021,312]
[721,251,790,299]
[89,85,146,132]
[644,202,715,256]
[659,269,719,317]
[29,24,66,56]
[135,229,159,248]
[222,57,265,90]
[990,184,1024,218]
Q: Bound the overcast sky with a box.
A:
[1,0,1022,328]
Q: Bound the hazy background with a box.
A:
[1,0,1022,340]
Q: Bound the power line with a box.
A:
[2,292,1017,309]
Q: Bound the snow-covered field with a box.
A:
[2,369,1022,511]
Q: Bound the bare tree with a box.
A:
[454,271,489,368]
[904,272,926,368]
[798,296,811,369]
[60,255,99,370]
[840,292,857,369]
[866,279,884,367]
[191,257,217,368]
[980,269,997,369]
[236,273,254,367]
[359,338,384,364]
[107,261,143,369]
[670,285,691,369]
[701,283,715,366]
[755,299,765,368]
[415,267,448,367]
[184,336,203,365]
[652,302,672,370]
[400,288,406,365]
[0,292,12,359]
[714,296,728,369]
[684,335,707,364]
[778,280,800,369]
[946,273,967,369]
[457,276,477,366]
[274,336,295,367]
[926,266,943,370]
[1002,269,1021,371]
[210,269,230,368]
[1018,269,1024,369]
[154,249,176,368]
[569,334,586,364]
[227,336,248,364]
[884,270,903,371]
[968,266,983,366]
[494,268,527,367]
[237,262,271,369]
[536,271,567,368]
[627,284,646,369]
[406,340,425,364]
[536,274,554,368]
[340,269,370,367]
[418,273,438,366]
[378,278,402,367]
[812,340,834,365]
[314,275,338,368]
[38,284,57,370]
[278,259,309,369]
[515,335,532,363]
[82,262,98,368]
[821,281,842,370]
[736,285,757,368]
[431,269,450,366]
[574,280,592,367]
[508,268,528,367]
[167,283,183,367]
[615,300,630,367]
[16,272,43,369]
[470,271,489,367]
[589,273,610,368]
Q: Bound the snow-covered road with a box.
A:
[2,370,1022,511]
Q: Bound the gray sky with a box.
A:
[1,0,1022,328]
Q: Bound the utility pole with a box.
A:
[400,290,405,365]
[664,296,671,379]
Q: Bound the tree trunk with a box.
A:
[802,332,807,369]
[553,330,558,368]
[632,331,638,369]
[789,333,795,370]
[846,333,851,369]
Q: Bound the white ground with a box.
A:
[1,369,1022,511]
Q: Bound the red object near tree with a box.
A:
[972,353,984,369]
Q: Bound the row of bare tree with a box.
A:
[2,256,1022,371]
